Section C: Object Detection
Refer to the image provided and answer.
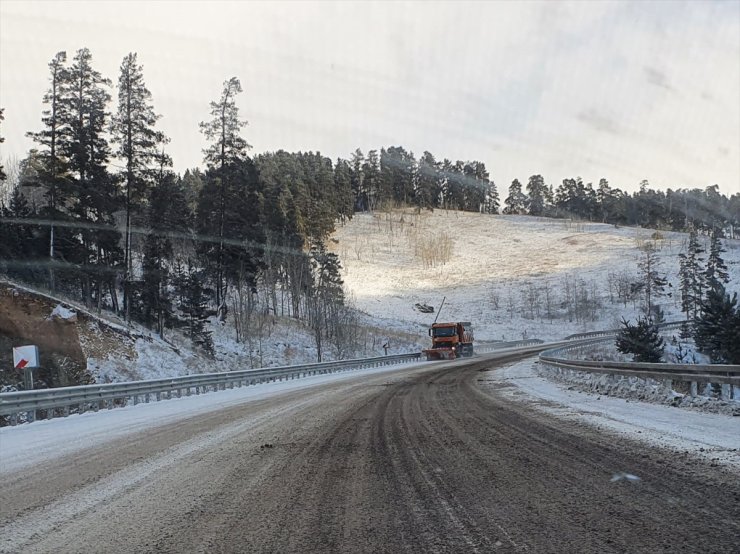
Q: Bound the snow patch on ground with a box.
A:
[486,359,740,468]
[49,304,76,321]
[538,363,739,415]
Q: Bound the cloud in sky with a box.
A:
[0,0,738,194]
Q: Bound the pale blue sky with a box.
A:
[1,0,738,194]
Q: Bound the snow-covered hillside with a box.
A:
[5,211,738,385]
[331,210,740,342]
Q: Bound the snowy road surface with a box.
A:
[1,351,739,553]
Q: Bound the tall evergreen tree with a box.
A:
[379,146,415,207]
[704,228,729,287]
[695,283,740,364]
[111,52,169,320]
[362,150,381,211]
[678,226,704,321]
[199,77,250,306]
[0,108,5,184]
[526,174,547,216]
[140,162,190,335]
[0,186,41,281]
[195,158,263,308]
[308,241,344,362]
[504,179,527,214]
[62,48,122,309]
[596,178,616,222]
[416,151,439,210]
[637,242,668,320]
[26,52,71,290]
[728,193,740,239]
[465,161,495,213]
[349,148,366,211]
[176,261,214,356]
[555,177,592,219]
[333,158,354,223]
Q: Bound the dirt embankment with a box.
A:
[0,282,135,389]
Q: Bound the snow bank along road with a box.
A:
[2,352,739,553]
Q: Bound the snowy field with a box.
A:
[487,359,740,469]
[332,210,740,342]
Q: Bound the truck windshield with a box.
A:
[432,327,456,337]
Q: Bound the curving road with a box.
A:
[2,352,739,553]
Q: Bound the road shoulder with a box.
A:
[480,357,740,470]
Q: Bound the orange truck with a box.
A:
[423,321,474,361]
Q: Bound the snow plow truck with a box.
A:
[423,322,474,361]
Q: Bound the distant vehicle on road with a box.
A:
[423,322,474,360]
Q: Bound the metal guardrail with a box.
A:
[2,318,713,425]
[0,352,421,425]
[476,339,544,353]
[563,320,686,340]
[539,337,740,394]
[1,337,555,425]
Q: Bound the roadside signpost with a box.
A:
[13,345,39,422]
[13,345,39,389]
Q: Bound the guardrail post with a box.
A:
[721,383,731,401]
[690,381,698,397]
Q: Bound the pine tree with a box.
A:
[349,148,366,211]
[637,242,668,319]
[526,174,547,216]
[704,228,729,287]
[111,52,169,320]
[0,108,5,183]
[615,317,665,363]
[333,158,354,223]
[504,179,527,214]
[379,146,415,207]
[195,158,263,308]
[62,48,122,309]
[26,52,72,290]
[469,162,497,214]
[199,77,250,307]
[308,241,345,362]
[416,151,439,210]
[678,226,704,321]
[596,178,615,222]
[362,150,380,211]
[0,187,39,281]
[140,164,190,335]
[175,261,214,356]
[695,283,740,363]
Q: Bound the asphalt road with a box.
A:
[2,352,739,553]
